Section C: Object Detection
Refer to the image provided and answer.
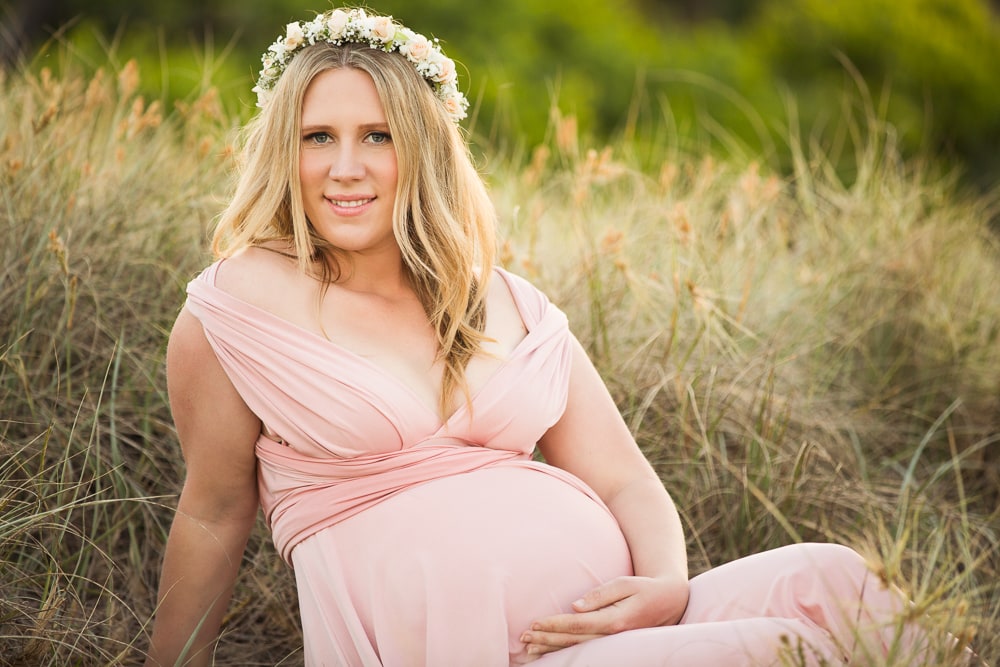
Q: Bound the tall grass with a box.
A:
[0,57,299,665]
[1,54,997,665]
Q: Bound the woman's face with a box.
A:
[298,67,399,259]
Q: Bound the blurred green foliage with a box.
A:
[752,0,1000,188]
[11,0,1000,185]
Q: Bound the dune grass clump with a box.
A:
[0,56,300,665]
[1,54,997,665]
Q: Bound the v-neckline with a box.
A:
[207,267,535,427]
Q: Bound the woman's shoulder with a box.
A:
[490,266,565,331]
[492,266,554,305]
[211,244,309,310]
[213,246,301,301]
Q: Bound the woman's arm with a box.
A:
[521,335,689,656]
[144,308,262,667]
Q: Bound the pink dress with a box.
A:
[186,263,935,667]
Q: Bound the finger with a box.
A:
[525,639,601,657]
[529,608,617,636]
[571,577,637,612]
[521,630,605,653]
[524,641,568,657]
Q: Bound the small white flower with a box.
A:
[252,85,270,108]
[357,15,376,41]
[305,17,324,35]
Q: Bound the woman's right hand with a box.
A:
[520,573,689,657]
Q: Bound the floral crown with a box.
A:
[252,7,468,122]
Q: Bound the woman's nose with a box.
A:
[328,147,365,181]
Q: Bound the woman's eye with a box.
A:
[367,132,391,145]
[305,132,331,145]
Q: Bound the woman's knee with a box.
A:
[798,542,869,570]
[781,542,882,598]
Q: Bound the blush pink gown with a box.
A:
[185,263,939,667]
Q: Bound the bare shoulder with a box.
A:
[167,306,216,371]
[166,307,261,472]
[483,268,528,355]
[486,270,520,317]
[214,245,301,303]
[210,245,322,328]
[166,307,247,412]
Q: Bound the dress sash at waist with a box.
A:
[257,437,545,563]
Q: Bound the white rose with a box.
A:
[327,9,349,37]
[284,22,305,49]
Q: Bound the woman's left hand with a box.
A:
[519,574,689,657]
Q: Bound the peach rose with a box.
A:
[443,95,465,118]
[371,16,396,43]
[433,57,456,84]
[402,34,431,62]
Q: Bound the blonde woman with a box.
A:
[145,8,967,667]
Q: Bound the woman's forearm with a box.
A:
[605,474,688,586]
[144,510,256,667]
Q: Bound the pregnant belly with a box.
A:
[293,463,633,665]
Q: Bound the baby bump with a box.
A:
[298,464,633,664]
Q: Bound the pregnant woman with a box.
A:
[144,8,960,666]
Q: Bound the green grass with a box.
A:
[1,54,997,665]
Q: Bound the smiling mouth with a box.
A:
[329,197,375,209]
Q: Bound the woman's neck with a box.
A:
[325,248,414,302]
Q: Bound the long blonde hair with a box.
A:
[214,43,497,418]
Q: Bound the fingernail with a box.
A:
[572,598,585,608]
[520,633,530,643]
